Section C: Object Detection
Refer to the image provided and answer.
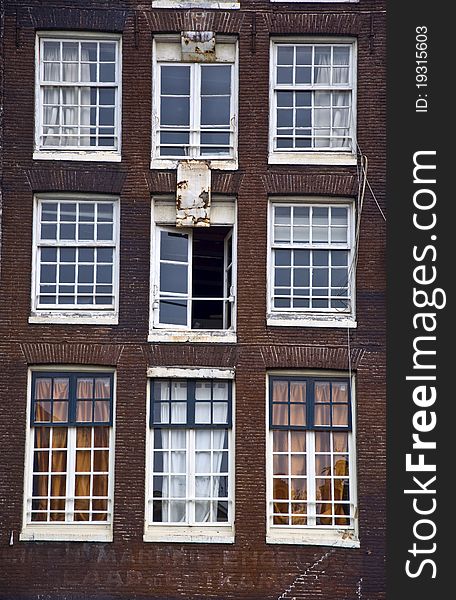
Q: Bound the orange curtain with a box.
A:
[35,379,52,400]
[317,446,350,526]
[272,381,288,426]
[76,378,93,422]
[53,378,69,399]
[32,428,50,520]
[333,457,350,524]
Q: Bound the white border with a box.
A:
[20,366,116,543]
[144,367,235,543]
[266,196,357,328]
[268,37,357,166]
[265,369,359,547]
[34,32,122,162]
[29,193,120,325]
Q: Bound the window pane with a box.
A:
[290,404,306,427]
[296,46,312,66]
[272,380,288,403]
[201,65,231,95]
[159,263,188,294]
[277,67,293,84]
[161,97,190,126]
[195,402,211,424]
[159,299,188,326]
[161,66,190,95]
[100,43,116,63]
[277,46,294,65]
[273,404,288,426]
[290,381,306,403]
[201,97,230,126]
[160,231,188,262]
[273,430,288,452]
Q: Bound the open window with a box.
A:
[150,197,237,343]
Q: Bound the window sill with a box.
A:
[29,312,118,326]
[267,313,357,329]
[144,526,234,544]
[148,330,237,343]
[33,151,121,163]
[267,528,359,548]
[150,158,238,171]
[20,525,113,543]
[151,1,240,8]
[268,151,357,166]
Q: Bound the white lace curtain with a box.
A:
[157,381,228,523]
[43,43,91,147]
[314,49,351,149]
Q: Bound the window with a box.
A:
[152,35,238,169]
[31,195,120,325]
[145,369,234,543]
[267,374,358,547]
[268,200,356,328]
[150,197,236,342]
[21,370,115,542]
[151,2,240,10]
[35,33,121,160]
[269,39,356,165]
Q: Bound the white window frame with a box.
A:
[151,1,240,9]
[151,35,238,170]
[149,196,237,343]
[30,193,120,325]
[144,367,235,543]
[34,31,122,162]
[266,370,359,548]
[269,37,357,166]
[267,197,357,328]
[20,366,116,543]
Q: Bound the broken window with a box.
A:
[154,226,234,330]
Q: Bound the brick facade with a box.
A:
[0,1,386,598]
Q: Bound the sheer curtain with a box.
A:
[42,42,60,147]
[155,381,229,524]
[79,45,91,147]
[331,71,350,149]
[272,380,288,426]
[314,48,350,149]
[314,49,331,148]
[42,42,91,147]
[195,383,228,523]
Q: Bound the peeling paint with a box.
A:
[176,161,211,227]
[181,31,216,62]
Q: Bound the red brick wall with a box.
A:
[0,1,386,598]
